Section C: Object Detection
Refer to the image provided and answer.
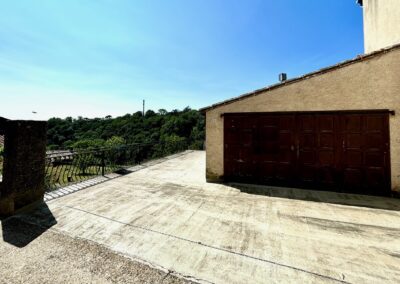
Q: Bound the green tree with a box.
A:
[46,108,205,152]
[105,136,126,148]
[104,136,126,165]
[72,139,105,150]
[158,109,167,115]
[163,135,187,155]
[71,139,105,175]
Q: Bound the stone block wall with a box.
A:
[0,118,47,216]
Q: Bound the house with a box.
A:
[360,0,400,53]
[201,0,400,196]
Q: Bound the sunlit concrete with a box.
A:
[28,151,400,283]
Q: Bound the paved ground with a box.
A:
[2,150,400,283]
[0,217,191,284]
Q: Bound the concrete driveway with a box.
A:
[6,151,400,283]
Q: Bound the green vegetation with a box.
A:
[45,140,188,191]
[47,107,204,150]
[45,108,203,191]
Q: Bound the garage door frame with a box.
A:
[223,109,393,196]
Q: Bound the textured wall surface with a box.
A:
[205,48,400,191]
[363,0,400,53]
[0,120,47,216]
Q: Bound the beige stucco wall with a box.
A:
[205,48,400,192]
[363,0,400,53]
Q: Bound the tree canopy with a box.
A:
[47,107,205,150]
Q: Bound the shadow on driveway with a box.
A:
[229,183,400,211]
[1,202,57,248]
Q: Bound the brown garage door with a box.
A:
[224,111,391,196]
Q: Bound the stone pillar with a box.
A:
[0,119,47,217]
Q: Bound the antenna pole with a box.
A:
[143,100,145,116]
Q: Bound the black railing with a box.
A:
[45,141,188,192]
[0,145,3,181]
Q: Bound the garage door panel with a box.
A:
[225,151,238,161]
[224,111,390,196]
[299,150,316,164]
[341,113,390,193]
[224,158,243,177]
[365,168,386,188]
[319,133,334,147]
[238,147,254,160]
[343,168,363,187]
[344,115,362,132]
[276,164,294,181]
[317,167,336,185]
[278,149,292,162]
[318,116,335,131]
[343,154,364,169]
[225,117,237,126]
[258,116,277,126]
[259,126,279,140]
[345,134,363,148]
[298,165,316,182]
[240,129,255,145]
[237,117,256,127]
[257,162,276,181]
[279,116,295,130]
[227,161,256,179]
[318,150,335,165]
[365,133,384,148]
[226,144,251,156]
[260,142,279,154]
[343,150,363,167]
[365,115,385,132]
[225,143,240,156]
[299,133,316,147]
[279,132,292,146]
[365,151,385,167]
[226,129,241,144]
[299,115,315,131]
[259,152,277,162]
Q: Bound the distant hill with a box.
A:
[47,107,204,150]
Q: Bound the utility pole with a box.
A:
[143,100,145,116]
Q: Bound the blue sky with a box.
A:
[0,0,363,120]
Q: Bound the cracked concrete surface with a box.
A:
[0,217,192,284]
[2,150,400,283]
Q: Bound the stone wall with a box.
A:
[204,47,400,192]
[0,119,47,216]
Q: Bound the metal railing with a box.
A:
[45,141,187,192]
[0,146,3,181]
